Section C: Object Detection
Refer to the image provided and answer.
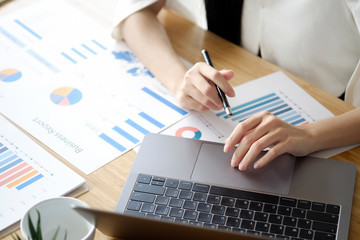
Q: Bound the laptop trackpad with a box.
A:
[191,143,296,195]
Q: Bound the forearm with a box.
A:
[120,3,187,94]
[304,107,360,153]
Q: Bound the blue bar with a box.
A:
[142,87,187,115]
[139,112,165,128]
[291,118,306,125]
[0,147,8,154]
[99,133,126,152]
[0,158,23,174]
[112,126,139,144]
[232,100,283,121]
[14,19,42,40]
[81,43,97,55]
[61,52,77,64]
[0,154,18,167]
[273,107,292,116]
[0,150,12,161]
[92,39,107,50]
[217,93,277,117]
[284,114,302,123]
[125,119,149,135]
[225,96,281,119]
[16,174,44,190]
[72,48,87,59]
[0,26,25,47]
[268,104,288,114]
[27,49,60,73]
[278,110,297,120]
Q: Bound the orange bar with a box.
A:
[0,162,28,181]
[0,166,33,186]
[7,169,38,189]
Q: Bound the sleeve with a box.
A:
[344,0,360,107]
[111,0,158,40]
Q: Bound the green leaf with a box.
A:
[35,210,42,240]
[51,225,60,240]
[27,211,38,239]
[11,233,21,240]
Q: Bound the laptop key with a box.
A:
[184,210,198,220]
[255,222,269,232]
[226,217,240,227]
[155,205,170,215]
[211,205,225,215]
[197,203,211,213]
[183,200,197,210]
[193,192,207,202]
[307,211,339,223]
[280,197,297,207]
[169,208,184,218]
[326,204,340,214]
[299,229,314,239]
[179,190,193,200]
[241,219,255,230]
[130,192,155,203]
[165,178,179,188]
[192,183,210,193]
[134,183,165,195]
[124,210,146,217]
[312,202,326,212]
[207,194,221,204]
[155,196,169,205]
[212,215,226,225]
[178,181,192,190]
[298,200,311,209]
[314,232,336,240]
[141,203,155,213]
[312,221,337,234]
[127,201,142,211]
[198,212,212,223]
[137,174,152,184]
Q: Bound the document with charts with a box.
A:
[0,0,187,174]
[161,71,356,158]
[0,115,85,237]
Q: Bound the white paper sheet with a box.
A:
[0,0,187,174]
[0,115,85,237]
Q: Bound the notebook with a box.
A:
[75,133,356,240]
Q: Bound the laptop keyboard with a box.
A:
[124,174,340,240]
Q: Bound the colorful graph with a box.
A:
[0,143,43,190]
[176,126,202,140]
[217,93,307,125]
[50,87,82,106]
[0,69,22,82]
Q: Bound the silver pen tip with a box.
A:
[225,107,233,117]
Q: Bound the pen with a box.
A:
[201,49,233,117]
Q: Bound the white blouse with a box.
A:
[112,0,360,107]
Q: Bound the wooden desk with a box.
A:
[1,1,359,239]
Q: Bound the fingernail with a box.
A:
[238,164,246,171]
[254,163,260,169]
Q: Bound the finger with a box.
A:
[237,129,280,171]
[219,69,234,81]
[178,94,209,112]
[253,143,288,169]
[224,113,267,153]
[199,63,235,97]
[185,64,223,108]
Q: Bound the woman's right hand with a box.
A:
[173,62,235,111]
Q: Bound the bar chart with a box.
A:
[216,92,307,125]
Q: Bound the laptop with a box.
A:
[74,133,356,239]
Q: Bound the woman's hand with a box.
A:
[224,111,314,171]
[173,62,235,111]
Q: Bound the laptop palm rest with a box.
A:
[191,143,296,195]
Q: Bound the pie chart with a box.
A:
[0,69,22,82]
[50,87,82,106]
[175,126,202,140]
